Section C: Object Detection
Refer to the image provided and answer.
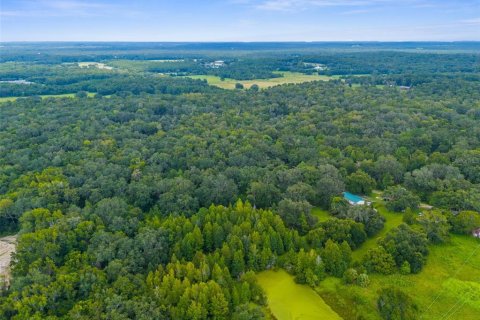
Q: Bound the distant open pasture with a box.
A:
[257,269,342,320]
[186,71,338,89]
[0,92,98,103]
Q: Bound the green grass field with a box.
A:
[310,194,480,319]
[312,207,332,222]
[0,92,98,103]
[0,97,18,103]
[351,201,404,261]
[312,197,404,262]
[257,269,342,320]
[318,235,480,320]
[186,72,338,90]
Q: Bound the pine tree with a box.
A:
[231,250,246,278]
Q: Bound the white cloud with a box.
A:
[0,11,23,17]
[41,0,108,10]
[250,0,440,11]
[460,18,480,25]
[341,8,375,15]
[256,0,387,11]
[0,0,133,18]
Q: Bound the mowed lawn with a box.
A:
[257,269,342,320]
[186,72,337,90]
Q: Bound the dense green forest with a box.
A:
[0,43,479,319]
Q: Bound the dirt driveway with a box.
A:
[0,235,16,284]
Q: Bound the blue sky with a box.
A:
[1,0,479,41]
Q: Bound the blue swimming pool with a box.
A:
[343,192,364,203]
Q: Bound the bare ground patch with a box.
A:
[0,235,16,285]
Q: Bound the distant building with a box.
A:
[387,84,411,91]
[303,62,327,71]
[343,192,365,206]
[206,60,225,68]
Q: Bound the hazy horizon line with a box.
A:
[2,40,480,43]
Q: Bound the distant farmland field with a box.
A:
[0,92,98,103]
[186,71,338,89]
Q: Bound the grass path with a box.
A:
[257,269,342,320]
[312,197,404,262]
[351,201,404,261]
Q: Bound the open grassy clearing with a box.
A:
[0,92,99,103]
[318,235,480,320]
[0,97,19,103]
[312,207,333,222]
[257,269,342,320]
[186,71,339,89]
[106,60,168,73]
[313,192,404,262]
[311,193,480,319]
[351,201,404,261]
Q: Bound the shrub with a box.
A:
[377,287,418,320]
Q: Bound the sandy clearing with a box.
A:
[0,235,16,285]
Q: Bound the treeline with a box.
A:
[158,52,480,79]
[1,56,480,318]
[1,78,480,234]
[0,73,217,98]
[343,72,480,87]
[311,51,480,75]
[0,199,372,319]
[3,185,468,318]
[3,49,479,88]
[145,59,280,80]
